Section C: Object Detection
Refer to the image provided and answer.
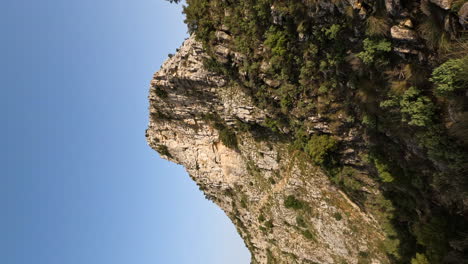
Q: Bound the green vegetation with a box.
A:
[154,86,168,98]
[301,229,315,240]
[200,112,238,149]
[430,56,468,95]
[399,87,434,127]
[356,38,391,65]
[219,127,238,149]
[372,156,395,183]
[410,253,430,264]
[178,0,468,262]
[381,87,434,127]
[284,195,305,210]
[156,145,172,158]
[258,214,265,222]
[305,135,338,166]
[333,212,342,221]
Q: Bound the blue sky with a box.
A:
[1,1,250,263]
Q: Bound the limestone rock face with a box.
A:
[147,36,390,264]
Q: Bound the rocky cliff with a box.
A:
[147,36,390,264]
[148,0,468,263]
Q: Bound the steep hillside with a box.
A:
[148,0,468,263]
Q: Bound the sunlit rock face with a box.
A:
[146,36,390,264]
[146,0,468,261]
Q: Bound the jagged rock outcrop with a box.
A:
[148,0,468,262]
[147,36,391,264]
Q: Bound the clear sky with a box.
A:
[2,1,250,263]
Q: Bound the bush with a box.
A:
[156,145,172,158]
[284,195,305,210]
[357,38,391,65]
[400,87,434,127]
[323,24,341,40]
[219,128,238,149]
[412,217,448,263]
[411,253,430,264]
[258,214,265,222]
[373,157,395,183]
[154,86,168,98]
[430,56,468,95]
[264,27,288,57]
[302,229,315,240]
[305,135,338,165]
[333,212,343,221]
[334,166,363,191]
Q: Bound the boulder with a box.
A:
[214,45,230,63]
[391,25,418,41]
[215,31,232,42]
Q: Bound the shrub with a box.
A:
[334,166,363,191]
[264,27,288,57]
[323,24,341,40]
[302,229,315,240]
[400,87,434,127]
[264,117,281,133]
[258,214,265,222]
[373,156,395,183]
[362,114,377,129]
[305,135,338,165]
[269,177,276,184]
[278,83,297,112]
[430,56,468,95]
[156,145,172,158]
[357,38,391,65]
[412,217,448,263]
[411,253,430,264]
[219,128,238,149]
[154,86,168,98]
[284,195,305,210]
[333,212,343,221]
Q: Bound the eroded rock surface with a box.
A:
[147,36,390,264]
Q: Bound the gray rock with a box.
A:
[394,46,419,54]
[401,18,414,28]
[214,45,230,62]
[391,25,418,41]
[429,0,453,9]
[215,31,231,42]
